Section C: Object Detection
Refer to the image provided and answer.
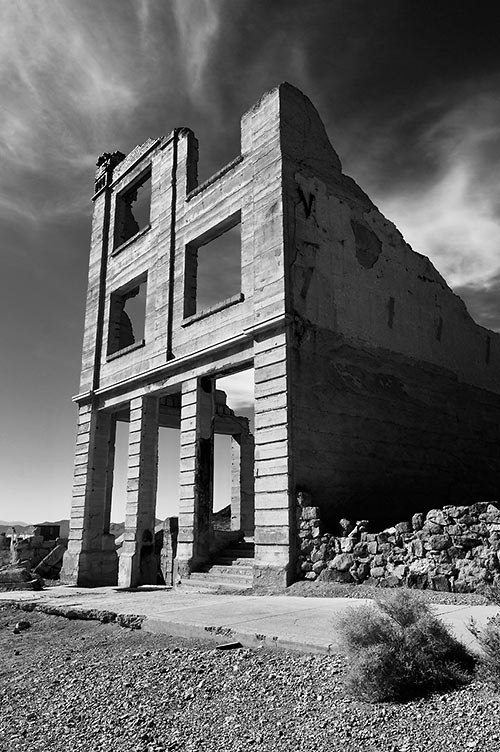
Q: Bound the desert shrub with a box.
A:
[477,579,500,606]
[469,614,500,688]
[334,590,476,702]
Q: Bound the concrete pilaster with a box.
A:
[230,433,255,536]
[253,332,293,588]
[118,395,159,588]
[176,378,214,577]
[61,405,118,586]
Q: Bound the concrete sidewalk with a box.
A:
[1,585,498,655]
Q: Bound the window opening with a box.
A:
[114,168,152,248]
[107,276,147,356]
[184,215,241,316]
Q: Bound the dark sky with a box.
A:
[2,0,500,522]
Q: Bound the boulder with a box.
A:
[312,560,326,575]
[422,521,444,535]
[411,512,424,531]
[426,509,452,526]
[317,568,354,583]
[431,575,450,592]
[426,534,452,551]
[301,506,320,521]
[395,521,412,535]
[407,538,424,557]
[340,537,355,553]
[330,553,355,572]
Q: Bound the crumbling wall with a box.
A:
[297,494,500,592]
[280,84,500,527]
[6,530,67,579]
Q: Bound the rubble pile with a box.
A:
[297,494,500,592]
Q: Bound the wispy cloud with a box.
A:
[0,2,137,166]
[171,0,222,99]
[376,90,500,289]
[0,0,144,223]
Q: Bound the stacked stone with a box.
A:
[297,499,500,592]
[296,498,331,579]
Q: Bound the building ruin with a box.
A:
[61,83,500,589]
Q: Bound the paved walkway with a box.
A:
[1,585,498,655]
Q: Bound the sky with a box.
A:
[2,0,500,524]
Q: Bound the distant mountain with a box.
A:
[1,518,164,538]
[0,519,70,537]
[0,522,34,536]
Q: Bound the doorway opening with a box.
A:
[214,368,255,539]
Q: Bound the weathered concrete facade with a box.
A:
[62,83,500,589]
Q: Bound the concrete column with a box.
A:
[118,395,159,588]
[253,332,293,588]
[61,405,118,586]
[176,377,214,578]
[230,433,255,536]
[230,437,241,531]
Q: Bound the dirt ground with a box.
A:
[2,604,500,752]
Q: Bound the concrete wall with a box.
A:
[281,84,500,529]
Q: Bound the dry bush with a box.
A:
[334,590,476,702]
[469,614,500,689]
[477,579,500,606]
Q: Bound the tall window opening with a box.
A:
[214,369,255,535]
[157,426,181,521]
[114,167,152,248]
[184,212,241,317]
[107,275,147,357]
[108,417,129,573]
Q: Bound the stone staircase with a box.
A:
[180,540,254,592]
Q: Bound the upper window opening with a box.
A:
[107,276,147,356]
[114,168,152,248]
[184,214,241,317]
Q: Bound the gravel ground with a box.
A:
[1,605,500,752]
[281,580,498,605]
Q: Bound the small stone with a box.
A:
[15,621,31,632]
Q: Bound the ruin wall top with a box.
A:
[77,83,500,403]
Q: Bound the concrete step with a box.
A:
[189,570,252,586]
[178,579,248,593]
[201,563,254,578]
[212,556,255,566]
